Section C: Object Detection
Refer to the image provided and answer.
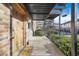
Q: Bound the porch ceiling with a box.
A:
[24,3,66,21]
[12,4,30,22]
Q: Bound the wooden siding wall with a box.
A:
[12,4,29,55]
[12,17,24,55]
[0,4,10,56]
[0,3,30,56]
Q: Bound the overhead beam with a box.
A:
[56,3,66,7]
[47,14,60,19]
[33,19,45,21]
[52,8,63,11]
[28,5,55,7]
[31,12,49,14]
[29,6,53,9]
[30,8,51,11]
[27,3,56,7]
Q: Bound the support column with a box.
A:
[59,15,61,36]
[23,22,25,46]
[9,4,12,56]
[31,19,33,34]
[71,3,77,56]
[43,20,45,35]
[53,19,54,33]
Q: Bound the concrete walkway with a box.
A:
[29,36,64,56]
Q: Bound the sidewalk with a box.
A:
[29,36,64,56]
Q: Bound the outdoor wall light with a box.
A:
[62,14,67,17]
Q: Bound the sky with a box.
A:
[54,3,79,24]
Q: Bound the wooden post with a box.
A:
[23,22,25,46]
[52,19,54,35]
[71,3,77,56]
[59,15,61,36]
[9,4,13,56]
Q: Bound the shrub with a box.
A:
[50,34,79,55]
[50,34,71,55]
[50,34,60,40]
[33,29,44,36]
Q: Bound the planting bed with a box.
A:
[50,34,79,56]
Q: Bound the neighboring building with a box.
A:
[61,21,71,31]
[61,20,79,34]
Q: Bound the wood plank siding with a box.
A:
[0,3,30,56]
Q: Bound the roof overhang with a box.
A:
[12,4,30,22]
[24,3,56,21]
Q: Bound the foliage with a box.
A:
[50,34,71,56]
[33,29,44,36]
[77,40,79,55]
